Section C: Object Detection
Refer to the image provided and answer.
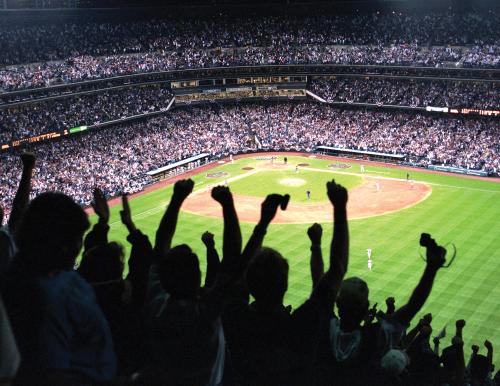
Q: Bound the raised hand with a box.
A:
[307,223,323,245]
[420,233,446,271]
[485,340,493,351]
[211,185,233,206]
[201,231,215,249]
[327,179,348,208]
[260,193,288,225]
[20,152,36,170]
[120,194,136,232]
[173,179,194,202]
[456,319,466,329]
[91,188,110,224]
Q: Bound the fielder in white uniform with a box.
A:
[367,248,373,271]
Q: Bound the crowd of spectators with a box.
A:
[0,11,499,92]
[0,84,173,142]
[1,102,498,215]
[1,45,498,92]
[1,12,499,65]
[1,9,499,386]
[0,76,497,142]
[310,77,500,109]
[0,152,498,386]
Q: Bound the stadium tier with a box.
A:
[1,101,499,211]
[1,3,499,386]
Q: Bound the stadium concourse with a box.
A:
[0,3,500,386]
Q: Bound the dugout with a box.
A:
[316,146,406,164]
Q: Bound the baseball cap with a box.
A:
[337,277,369,307]
[381,349,410,376]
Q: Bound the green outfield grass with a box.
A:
[94,155,500,363]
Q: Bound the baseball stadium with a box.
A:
[0,1,499,385]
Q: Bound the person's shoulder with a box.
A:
[38,271,93,301]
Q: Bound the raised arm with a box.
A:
[8,153,35,233]
[433,337,441,356]
[120,193,137,234]
[201,231,220,289]
[402,313,432,348]
[393,234,446,326]
[312,180,349,309]
[241,193,289,268]
[455,319,465,340]
[468,344,480,369]
[327,180,349,279]
[307,223,324,289]
[83,188,110,253]
[211,186,241,271]
[121,194,153,308]
[154,179,194,257]
[485,340,493,370]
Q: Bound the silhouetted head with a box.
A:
[15,192,89,275]
[158,244,200,299]
[246,247,289,307]
[441,344,463,377]
[79,242,125,283]
[337,277,369,329]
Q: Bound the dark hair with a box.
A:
[79,242,125,283]
[158,244,200,299]
[15,192,89,275]
[246,247,289,306]
[336,278,370,327]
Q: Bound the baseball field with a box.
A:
[95,153,500,361]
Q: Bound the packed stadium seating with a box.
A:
[1,11,499,91]
[1,13,499,65]
[310,77,499,109]
[1,102,498,213]
[0,84,173,142]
